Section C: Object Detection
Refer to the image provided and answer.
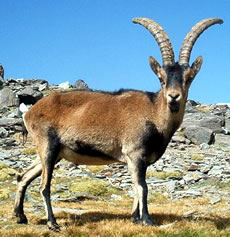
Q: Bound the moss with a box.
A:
[86,165,105,175]
[69,178,121,198]
[146,171,183,180]
[0,188,11,200]
[22,147,37,155]
[191,154,205,161]
[0,164,16,181]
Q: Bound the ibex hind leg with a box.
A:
[13,155,42,224]
[39,128,61,231]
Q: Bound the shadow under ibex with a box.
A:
[36,211,230,230]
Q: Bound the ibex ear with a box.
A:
[191,56,203,77]
[149,56,167,85]
[149,56,161,76]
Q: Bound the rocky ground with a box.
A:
[0,77,230,227]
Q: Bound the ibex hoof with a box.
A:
[138,217,157,226]
[47,221,60,232]
[14,213,28,224]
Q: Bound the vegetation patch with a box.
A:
[0,188,11,200]
[147,171,183,180]
[0,163,16,181]
[22,147,37,155]
[191,153,205,161]
[86,165,105,175]
[69,178,122,198]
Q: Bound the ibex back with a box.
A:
[13,17,223,231]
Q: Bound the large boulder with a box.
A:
[198,116,224,133]
[184,125,214,145]
[0,87,19,107]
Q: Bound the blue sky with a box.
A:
[0,0,229,103]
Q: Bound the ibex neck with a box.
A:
[155,90,186,138]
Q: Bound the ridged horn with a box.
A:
[179,18,223,65]
[133,17,175,66]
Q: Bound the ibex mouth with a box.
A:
[169,101,180,113]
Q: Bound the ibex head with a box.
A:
[133,18,223,112]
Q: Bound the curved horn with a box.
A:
[179,18,223,65]
[133,17,175,66]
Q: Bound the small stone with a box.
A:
[209,196,221,205]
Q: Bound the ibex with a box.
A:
[13,17,223,230]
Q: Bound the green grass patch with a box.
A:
[86,165,105,175]
[22,147,37,155]
[147,171,183,180]
[191,154,205,161]
[69,177,123,198]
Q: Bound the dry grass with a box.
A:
[1,197,230,237]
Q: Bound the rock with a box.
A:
[214,134,230,150]
[185,100,199,113]
[172,135,186,144]
[0,77,4,89]
[208,166,223,176]
[0,127,8,138]
[200,143,210,150]
[183,172,202,184]
[209,196,221,205]
[0,88,19,107]
[0,64,4,79]
[198,116,224,133]
[74,79,89,90]
[52,207,87,215]
[184,125,214,145]
[17,87,43,105]
[39,83,49,91]
[58,81,70,89]
[0,118,22,126]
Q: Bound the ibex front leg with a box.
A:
[128,158,155,226]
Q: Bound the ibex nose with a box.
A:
[168,94,180,101]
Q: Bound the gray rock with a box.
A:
[0,77,4,89]
[17,87,43,105]
[214,134,230,149]
[0,127,8,138]
[209,196,221,205]
[198,116,224,133]
[0,118,22,126]
[172,135,186,144]
[0,87,19,107]
[208,166,223,176]
[74,80,89,90]
[184,125,214,145]
[39,83,49,91]
[0,151,11,159]
[0,64,4,79]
